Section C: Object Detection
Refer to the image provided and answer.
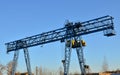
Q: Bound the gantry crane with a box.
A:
[5,15,115,75]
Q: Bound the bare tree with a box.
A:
[35,66,39,75]
[39,66,42,75]
[6,61,14,75]
[102,56,109,72]
[0,64,6,75]
[59,66,63,75]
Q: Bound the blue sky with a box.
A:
[0,0,120,73]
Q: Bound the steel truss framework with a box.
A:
[63,36,86,75]
[5,15,115,75]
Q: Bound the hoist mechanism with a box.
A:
[5,15,115,75]
[62,37,87,75]
[66,39,86,48]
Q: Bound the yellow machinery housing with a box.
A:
[66,39,86,48]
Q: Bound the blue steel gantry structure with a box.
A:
[5,15,115,75]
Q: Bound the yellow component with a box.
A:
[81,40,86,46]
[66,39,86,48]
[72,40,79,48]
[72,40,75,46]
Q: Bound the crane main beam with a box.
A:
[5,15,115,53]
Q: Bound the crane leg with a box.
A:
[11,50,19,75]
[23,48,32,75]
[76,47,86,75]
[64,40,72,75]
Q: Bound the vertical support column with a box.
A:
[23,48,32,75]
[76,37,86,75]
[64,40,72,75]
[11,50,19,75]
[76,48,86,75]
